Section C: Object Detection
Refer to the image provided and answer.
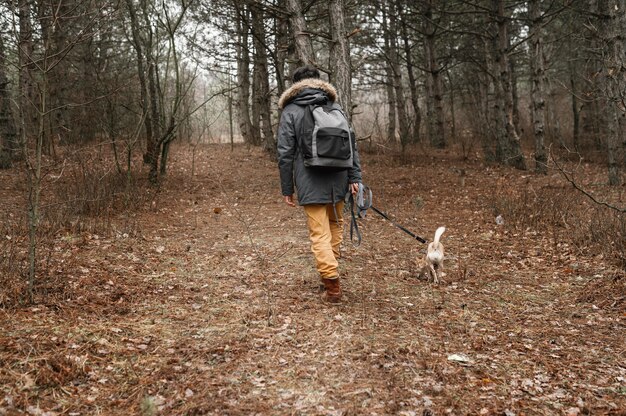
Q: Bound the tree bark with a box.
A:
[328,0,353,121]
[386,0,410,152]
[481,33,497,162]
[398,0,421,142]
[286,0,315,66]
[381,2,396,144]
[275,0,290,95]
[141,0,161,182]
[509,52,521,136]
[251,59,261,144]
[234,3,255,144]
[385,69,397,144]
[529,0,547,174]
[0,33,17,168]
[490,0,526,169]
[598,0,625,185]
[568,51,581,151]
[18,0,35,158]
[423,0,445,148]
[446,70,456,141]
[251,3,275,153]
[44,0,69,147]
[126,0,154,170]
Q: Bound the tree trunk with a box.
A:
[599,0,625,185]
[142,2,161,182]
[387,0,410,152]
[490,0,526,169]
[286,0,315,66]
[235,4,255,144]
[385,76,397,144]
[251,3,275,154]
[79,37,96,143]
[569,67,580,152]
[275,0,289,95]
[160,140,171,176]
[18,0,35,159]
[126,0,154,171]
[329,0,353,122]
[482,34,498,162]
[0,33,17,168]
[581,0,608,151]
[446,70,457,141]
[509,53,521,136]
[423,0,445,148]
[529,0,547,174]
[251,62,261,144]
[249,7,261,146]
[37,0,54,154]
[382,3,396,144]
[398,0,421,142]
[45,0,69,147]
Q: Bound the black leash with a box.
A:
[346,184,427,246]
[368,206,427,243]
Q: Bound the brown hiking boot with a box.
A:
[321,278,342,303]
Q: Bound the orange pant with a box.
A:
[303,202,345,279]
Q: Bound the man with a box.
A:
[277,65,362,303]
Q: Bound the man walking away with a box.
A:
[277,65,362,303]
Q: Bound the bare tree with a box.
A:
[8,0,103,300]
[126,0,196,182]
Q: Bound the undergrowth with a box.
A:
[490,184,624,267]
[0,147,149,307]
[490,183,625,310]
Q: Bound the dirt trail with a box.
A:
[1,145,624,415]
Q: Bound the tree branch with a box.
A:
[551,149,625,213]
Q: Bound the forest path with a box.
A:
[1,145,623,415]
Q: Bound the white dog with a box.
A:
[417,226,446,283]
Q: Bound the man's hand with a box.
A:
[349,182,360,195]
[284,195,296,207]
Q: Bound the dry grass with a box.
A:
[489,168,625,312]
[490,178,625,270]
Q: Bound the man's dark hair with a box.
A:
[292,65,320,83]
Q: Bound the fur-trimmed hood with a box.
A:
[278,78,338,109]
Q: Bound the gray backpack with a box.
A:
[299,103,354,170]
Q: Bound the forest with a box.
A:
[0,0,624,414]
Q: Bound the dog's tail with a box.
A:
[433,226,446,244]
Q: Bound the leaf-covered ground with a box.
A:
[1,145,624,415]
